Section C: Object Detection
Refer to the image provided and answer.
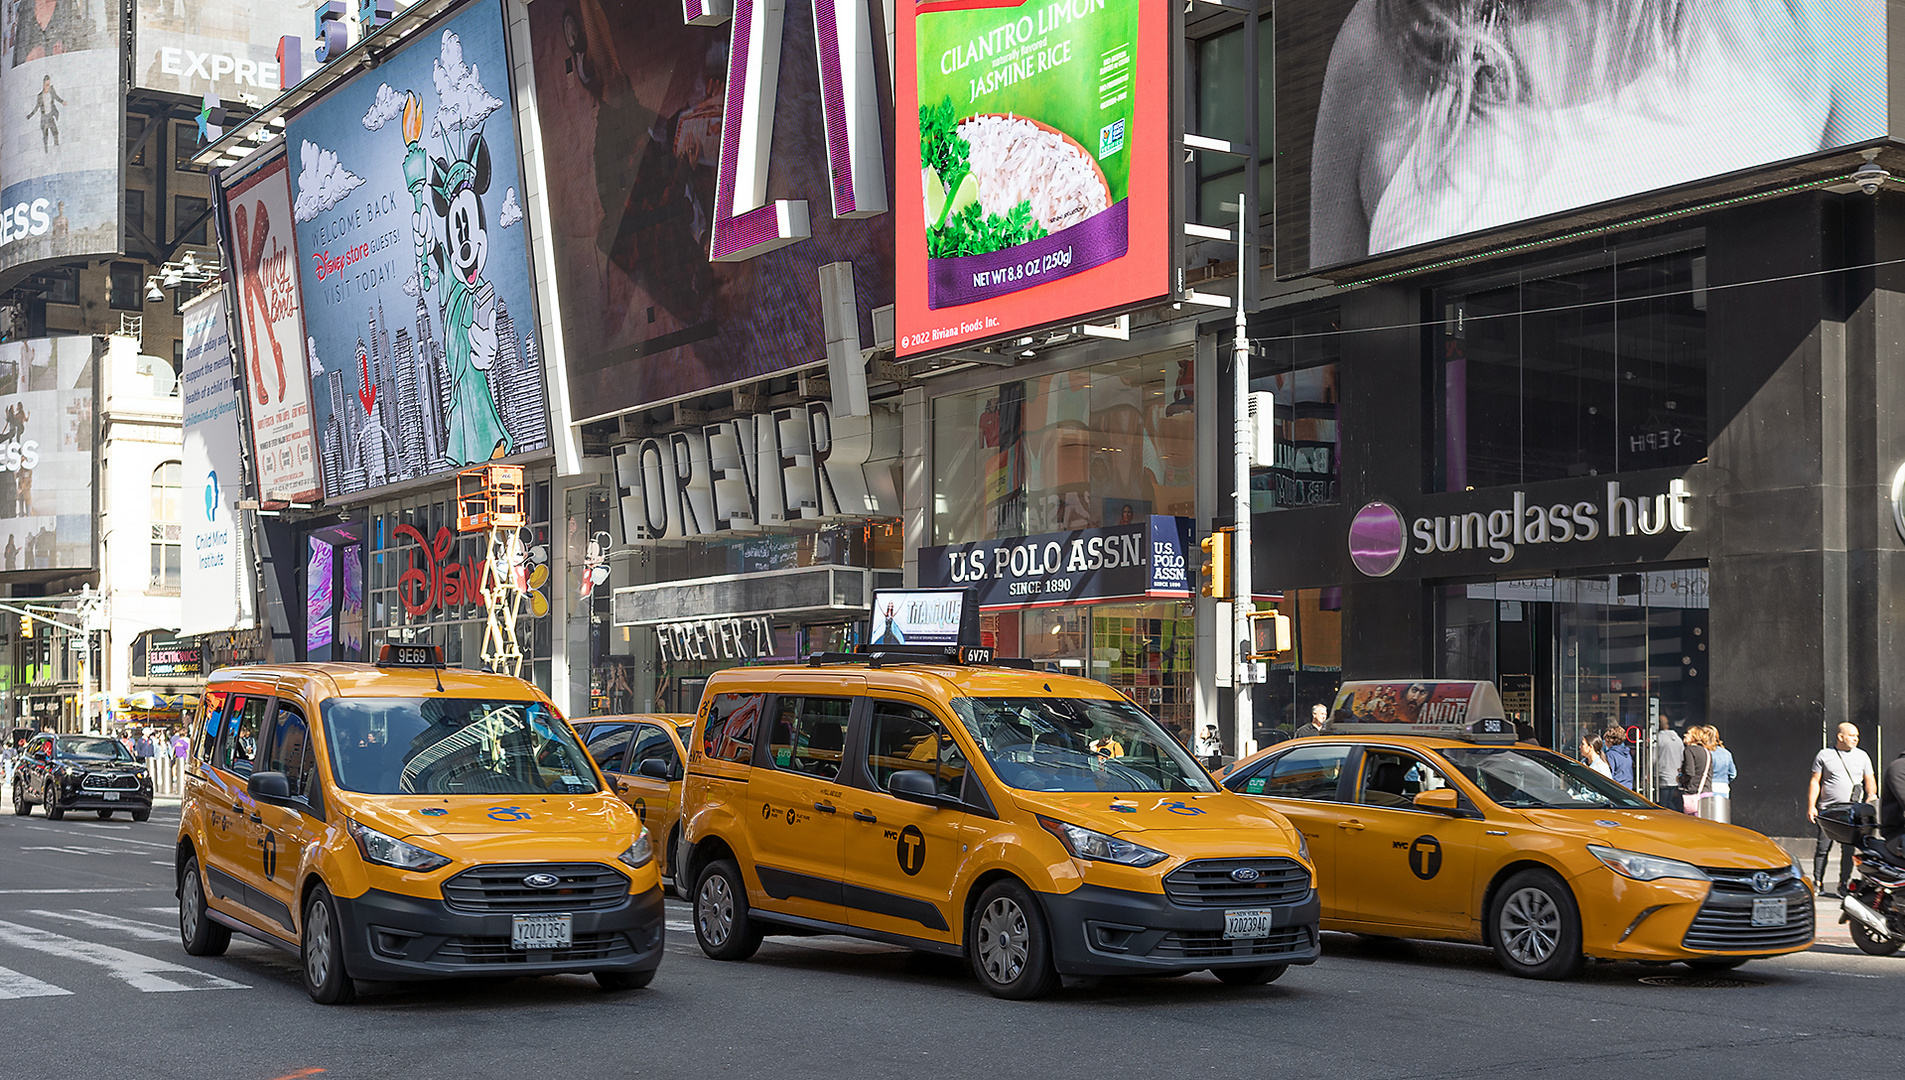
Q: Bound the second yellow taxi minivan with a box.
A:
[678,647,1321,999]
[176,645,665,1004]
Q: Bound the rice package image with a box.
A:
[897,0,1170,356]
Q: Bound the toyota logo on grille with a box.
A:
[1230,867,1261,882]
[523,873,562,890]
[1751,872,1775,894]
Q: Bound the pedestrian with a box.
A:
[1295,703,1329,739]
[1809,721,1876,896]
[1512,713,1536,744]
[1193,725,1223,771]
[1603,726,1635,789]
[1707,725,1736,797]
[1678,726,1713,815]
[1579,735,1612,778]
[1653,716,1684,808]
[0,739,15,795]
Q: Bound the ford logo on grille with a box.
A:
[1751,872,1775,894]
[522,873,561,890]
[1230,867,1261,882]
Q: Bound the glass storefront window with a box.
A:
[932,351,1197,545]
[1254,588,1343,743]
[1433,243,1707,491]
[976,604,1196,746]
[1251,306,1340,511]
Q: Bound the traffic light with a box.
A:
[1199,528,1232,600]
[18,614,31,638]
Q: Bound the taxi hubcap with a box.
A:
[977,898,1029,984]
[699,875,735,946]
[1500,886,1561,966]
[306,901,333,987]
[181,870,200,940]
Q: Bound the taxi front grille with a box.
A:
[441,864,628,913]
[1681,886,1814,952]
[1163,859,1310,907]
[1150,925,1313,960]
[432,932,632,965]
[1700,865,1804,895]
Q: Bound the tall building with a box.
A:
[514,332,549,448]
[393,327,424,469]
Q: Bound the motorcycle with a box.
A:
[1818,802,1905,956]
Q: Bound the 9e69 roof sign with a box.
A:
[895,0,1170,357]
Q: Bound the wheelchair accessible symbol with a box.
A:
[487,806,532,821]
[1156,800,1205,816]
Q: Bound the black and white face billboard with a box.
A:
[1277,0,1886,275]
[0,336,95,572]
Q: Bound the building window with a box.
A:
[44,269,77,305]
[150,461,182,590]
[124,191,145,241]
[1251,305,1340,510]
[1193,15,1272,227]
[174,196,208,246]
[174,121,207,172]
[1433,243,1708,491]
[126,115,147,166]
[110,262,144,310]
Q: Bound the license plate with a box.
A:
[1224,908,1276,939]
[102,792,119,801]
[1751,898,1787,927]
[511,913,572,950]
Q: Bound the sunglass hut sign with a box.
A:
[1349,481,1693,577]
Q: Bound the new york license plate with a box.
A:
[1750,898,1787,927]
[1224,908,1276,939]
[511,913,573,950]
[102,792,118,801]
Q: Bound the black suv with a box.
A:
[13,733,154,821]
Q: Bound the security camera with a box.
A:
[1853,162,1890,196]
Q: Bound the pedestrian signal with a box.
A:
[1199,529,1232,600]
[1249,612,1291,658]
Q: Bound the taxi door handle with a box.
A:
[231,802,245,813]
[852,810,877,823]
[813,802,837,813]
[248,812,262,824]
[1336,820,1365,831]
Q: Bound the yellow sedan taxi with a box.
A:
[573,715,694,890]
[1220,681,1812,979]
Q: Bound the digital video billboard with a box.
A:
[0,0,123,278]
[895,0,1171,357]
[285,0,551,501]
[0,336,95,572]
[133,1,311,98]
[1277,0,1887,275]
[526,0,894,418]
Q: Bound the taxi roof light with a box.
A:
[1319,680,1519,743]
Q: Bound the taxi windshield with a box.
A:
[320,697,600,796]
[951,696,1215,793]
[56,736,132,762]
[1439,747,1653,810]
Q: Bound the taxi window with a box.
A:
[263,703,317,799]
[195,691,228,763]
[629,726,678,773]
[583,724,635,773]
[1354,750,1451,809]
[767,697,852,779]
[866,700,967,798]
[321,697,598,795]
[702,693,765,764]
[216,696,268,778]
[1238,744,1351,801]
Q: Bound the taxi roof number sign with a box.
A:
[1326,680,1515,743]
[377,643,446,669]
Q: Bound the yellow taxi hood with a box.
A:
[1011,791,1292,838]
[1513,808,1791,868]
[342,793,642,844]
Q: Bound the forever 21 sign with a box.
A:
[655,617,777,663]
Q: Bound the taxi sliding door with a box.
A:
[247,698,324,941]
[745,688,859,925]
[202,695,273,930]
[1336,747,1481,938]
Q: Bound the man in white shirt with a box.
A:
[1808,722,1876,896]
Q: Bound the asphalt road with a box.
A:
[2,794,1902,1080]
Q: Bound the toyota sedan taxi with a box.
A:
[1220,681,1812,979]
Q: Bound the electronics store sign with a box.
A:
[919,517,1193,609]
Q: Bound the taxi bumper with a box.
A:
[332,884,666,981]
[1581,867,1814,961]
[1039,883,1322,976]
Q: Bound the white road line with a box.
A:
[21,845,139,857]
[0,920,248,992]
[0,888,167,895]
[25,910,176,942]
[11,825,176,850]
[0,965,71,999]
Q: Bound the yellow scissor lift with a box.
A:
[456,464,529,678]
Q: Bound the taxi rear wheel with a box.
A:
[1489,869,1584,980]
[693,859,764,961]
[178,856,231,957]
[1212,964,1287,986]
[968,879,1058,1000]
[301,885,357,1005]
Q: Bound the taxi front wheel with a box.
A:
[968,879,1058,1000]
[301,885,357,1005]
[1488,869,1584,980]
[694,859,764,961]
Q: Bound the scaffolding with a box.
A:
[455,465,529,678]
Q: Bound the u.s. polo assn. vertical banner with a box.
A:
[179,291,255,636]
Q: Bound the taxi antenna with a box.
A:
[432,663,444,694]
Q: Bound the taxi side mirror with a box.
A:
[1412,787,1461,814]
[889,769,951,808]
[248,770,292,802]
[637,757,674,781]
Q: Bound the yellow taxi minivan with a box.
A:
[176,645,665,1004]
[572,715,694,890]
[678,645,1321,999]
[1220,680,1812,979]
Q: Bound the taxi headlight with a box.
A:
[347,819,452,872]
[1790,855,1811,891]
[1296,831,1311,864]
[1587,844,1710,883]
[617,830,653,870]
[1037,816,1168,868]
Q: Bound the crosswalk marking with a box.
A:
[0,919,248,993]
[0,965,72,999]
[26,909,176,942]
[21,845,139,857]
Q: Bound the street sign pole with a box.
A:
[1233,188,1255,760]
